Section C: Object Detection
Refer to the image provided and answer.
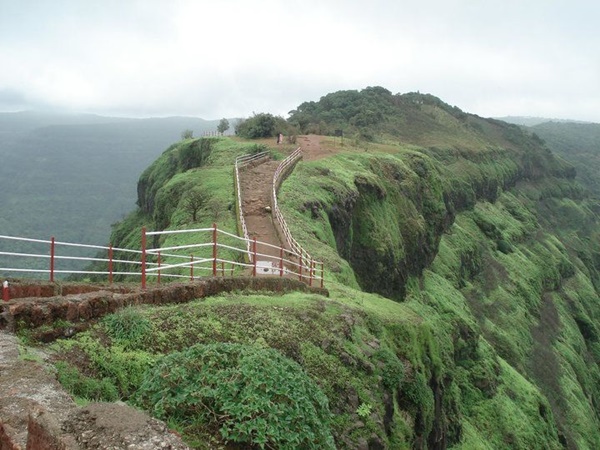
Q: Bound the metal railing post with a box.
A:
[157,251,161,285]
[252,238,256,277]
[212,223,217,276]
[141,227,147,290]
[190,254,194,281]
[252,238,257,277]
[108,244,113,284]
[50,236,55,282]
[299,254,303,282]
[321,262,324,289]
[279,247,284,277]
[309,259,314,286]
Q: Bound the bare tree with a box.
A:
[182,188,208,222]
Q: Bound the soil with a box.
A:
[239,159,283,259]
[298,134,334,161]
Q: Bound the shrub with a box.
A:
[374,348,405,389]
[134,343,335,449]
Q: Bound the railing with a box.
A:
[0,234,148,282]
[140,224,323,289]
[234,151,270,261]
[0,224,325,293]
[272,148,313,263]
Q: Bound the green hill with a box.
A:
[45,89,600,449]
[529,121,600,197]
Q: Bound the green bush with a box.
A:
[134,343,335,449]
[374,348,405,389]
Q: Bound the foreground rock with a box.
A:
[0,330,189,449]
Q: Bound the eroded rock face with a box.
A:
[0,331,189,450]
[62,403,189,450]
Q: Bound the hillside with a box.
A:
[529,121,600,197]
[26,89,600,449]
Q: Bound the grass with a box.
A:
[39,122,600,449]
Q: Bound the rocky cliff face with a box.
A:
[278,119,600,447]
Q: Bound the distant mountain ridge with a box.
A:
[495,115,595,127]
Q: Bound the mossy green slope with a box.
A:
[58,92,600,448]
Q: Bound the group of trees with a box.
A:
[235,113,295,139]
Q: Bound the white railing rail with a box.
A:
[271,147,312,262]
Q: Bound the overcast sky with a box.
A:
[1,0,599,122]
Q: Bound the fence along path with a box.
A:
[0,147,324,296]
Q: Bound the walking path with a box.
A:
[237,135,330,272]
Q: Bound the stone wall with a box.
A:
[0,277,328,337]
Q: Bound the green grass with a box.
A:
[48,110,600,449]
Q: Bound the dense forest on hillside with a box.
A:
[32,88,600,449]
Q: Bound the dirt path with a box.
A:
[237,136,337,272]
[239,160,283,263]
[299,134,336,161]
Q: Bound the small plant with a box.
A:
[357,402,373,419]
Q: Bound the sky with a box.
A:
[1,0,599,122]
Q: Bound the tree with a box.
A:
[217,118,230,134]
[181,129,194,140]
[182,187,209,222]
[235,113,283,138]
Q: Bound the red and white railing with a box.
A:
[0,224,324,293]
[140,224,323,289]
[0,234,148,282]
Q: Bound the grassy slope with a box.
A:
[46,98,600,448]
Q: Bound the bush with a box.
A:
[134,343,335,449]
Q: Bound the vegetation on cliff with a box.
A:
[45,88,600,449]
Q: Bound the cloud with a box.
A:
[0,0,599,122]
